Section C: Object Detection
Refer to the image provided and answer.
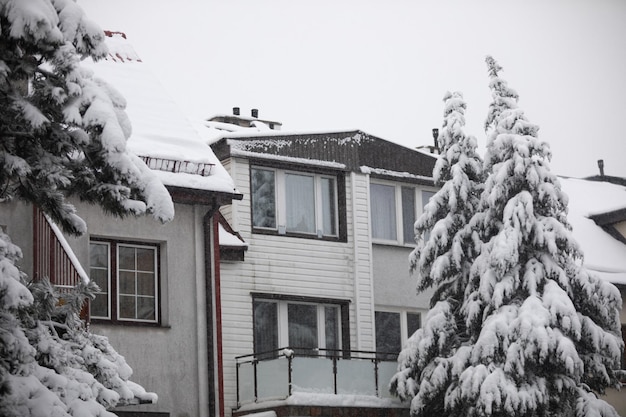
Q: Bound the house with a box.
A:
[205,112,440,417]
[559,173,626,415]
[204,109,626,417]
[0,32,241,417]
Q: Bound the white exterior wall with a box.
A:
[219,158,376,417]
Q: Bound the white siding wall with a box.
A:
[350,172,375,351]
[219,158,375,417]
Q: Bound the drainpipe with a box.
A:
[204,205,224,417]
[213,214,225,417]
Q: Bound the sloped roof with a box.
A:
[82,32,239,198]
[561,177,626,284]
[210,130,437,184]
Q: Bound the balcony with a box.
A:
[234,348,408,417]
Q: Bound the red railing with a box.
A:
[33,207,90,319]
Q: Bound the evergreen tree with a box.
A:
[0,1,172,415]
[393,57,623,417]
[391,91,483,415]
[0,0,174,236]
[448,56,622,417]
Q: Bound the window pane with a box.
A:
[325,306,340,355]
[89,268,108,293]
[136,248,155,272]
[321,178,337,236]
[118,245,136,270]
[118,270,135,295]
[285,174,315,234]
[402,187,416,244]
[119,295,135,319]
[370,184,396,240]
[89,243,109,318]
[254,300,278,358]
[421,191,436,242]
[137,296,156,321]
[251,168,276,228]
[137,272,155,296]
[288,303,318,354]
[407,312,421,338]
[89,242,109,268]
[91,293,108,318]
[375,311,401,360]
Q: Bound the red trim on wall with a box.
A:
[213,215,225,417]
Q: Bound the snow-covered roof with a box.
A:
[82,32,238,196]
[218,223,247,248]
[561,177,626,284]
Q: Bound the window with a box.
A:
[370,181,436,245]
[89,240,159,324]
[253,297,343,358]
[251,166,339,238]
[375,310,422,360]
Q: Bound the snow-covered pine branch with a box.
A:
[0,0,174,236]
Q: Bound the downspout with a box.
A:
[204,205,223,417]
[213,214,225,417]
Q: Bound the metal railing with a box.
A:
[235,347,400,408]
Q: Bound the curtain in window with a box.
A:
[370,184,396,240]
[254,300,278,359]
[89,242,110,318]
[285,174,315,234]
[251,168,276,228]
[375,311,401,360]
[402,187,416,244]
[321,178,337,235]
[288,303,318,354]
[324,306,340,356]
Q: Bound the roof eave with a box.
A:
[166,185,243,206]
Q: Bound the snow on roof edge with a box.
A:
[230,149,347,170]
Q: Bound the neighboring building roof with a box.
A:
[82,32,240,200]
[561,177,626,284]
[210,130,437,185]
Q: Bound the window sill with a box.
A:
[372,240,416,248]
[252,228,347,243]
[89,320,168,328]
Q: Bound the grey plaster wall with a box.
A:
[71,201,212,417]
[0,200,35,278]
[372,244,433,309]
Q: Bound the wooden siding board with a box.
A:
[219,159,383,417]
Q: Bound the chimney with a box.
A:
[598,159,605,177]
[432,128,439,152]
[251,108,258,118]
[233,107,240,116]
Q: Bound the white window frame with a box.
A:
[370,180,437,246]
[89,240,159,324]
[254,299,342,351]
[374,308,424,351]
[251,166,339,238]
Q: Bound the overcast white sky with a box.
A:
[78,0,626,178]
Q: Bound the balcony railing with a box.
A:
[235,348,400,408]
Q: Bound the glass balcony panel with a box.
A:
[336,359,376,395]
[257,357,289,400]
[292,357,334,393]
[237,361,255,405]
[378,361,399,398]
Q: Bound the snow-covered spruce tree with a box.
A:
[390,91,484,416]
[0,0,173,235]
[0,0,173,415]
[447,57,623,417]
